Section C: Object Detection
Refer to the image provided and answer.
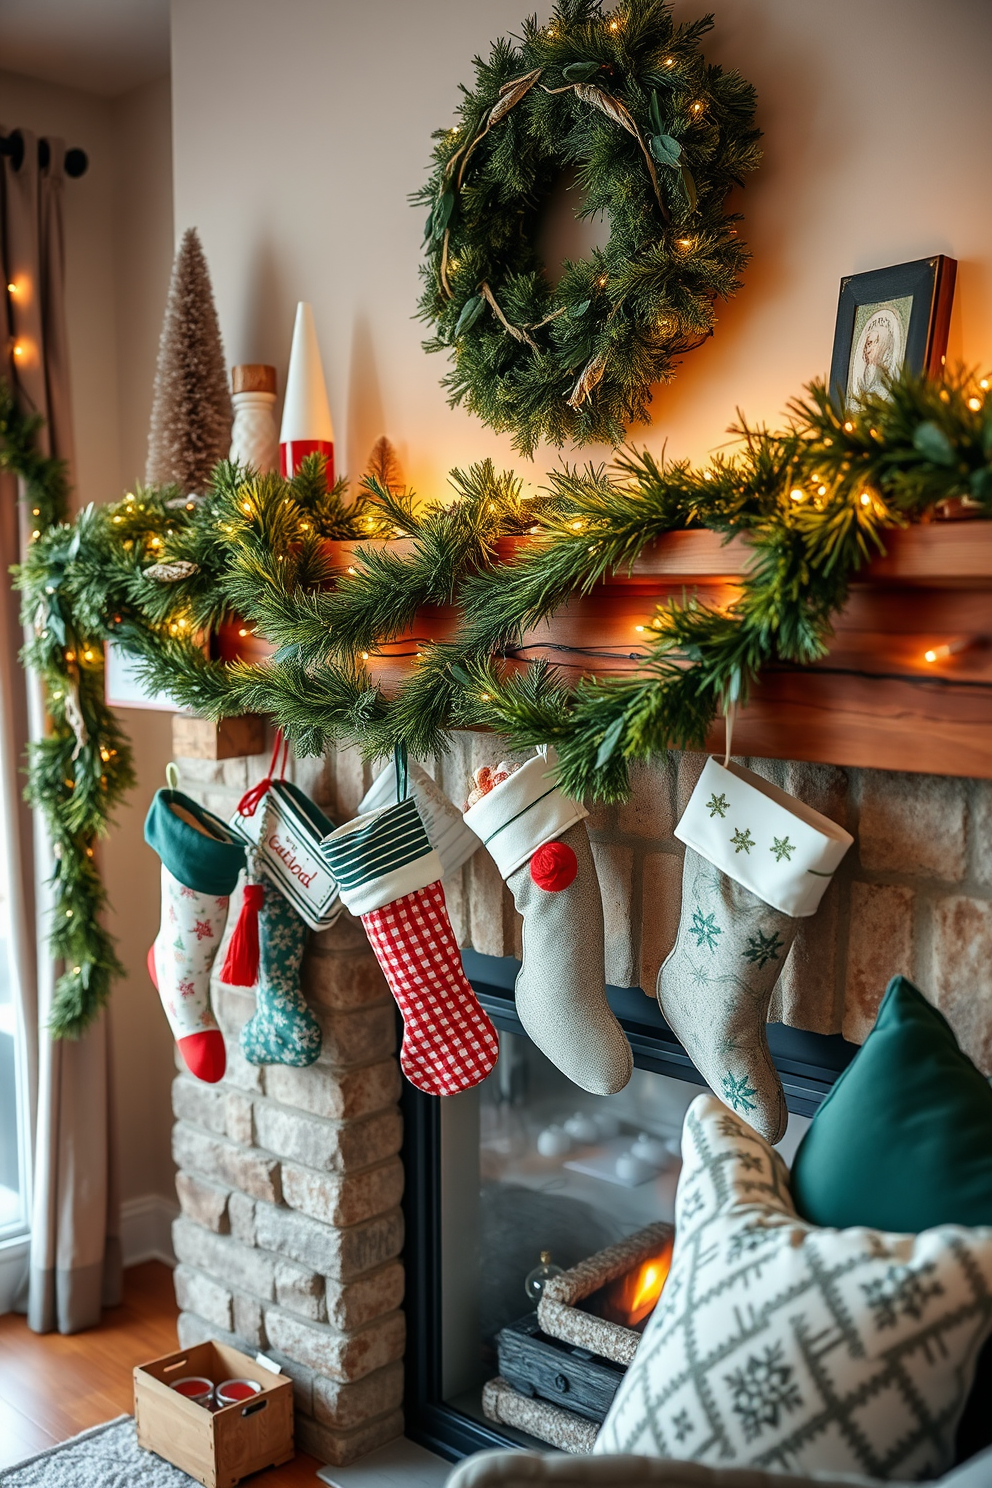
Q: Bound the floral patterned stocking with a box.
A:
[240,882,322,1067]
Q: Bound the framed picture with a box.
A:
[829,256,956,408]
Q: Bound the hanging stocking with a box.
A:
[319,753,499,1096]
[240,880,321,1067]
[230,731,343,932]
[463,752,633,1097]
[659,756,853,1143]
[144,789,246,1084]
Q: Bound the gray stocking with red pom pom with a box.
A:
[464,753,633,1096]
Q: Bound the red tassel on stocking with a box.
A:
[222,882,265,986]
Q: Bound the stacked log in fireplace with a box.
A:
[485,1222,673,1453]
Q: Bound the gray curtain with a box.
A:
[1,128,121,1333]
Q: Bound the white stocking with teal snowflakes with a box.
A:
[240,882,322,1067]
[658,758,853,1144]
[659,847,795,1143]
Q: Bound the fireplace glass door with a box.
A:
[401,954,852,1462]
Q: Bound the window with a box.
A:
[0,783,28,1245]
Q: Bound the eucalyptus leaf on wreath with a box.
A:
[650,133,682,167]
[455,295,486,338]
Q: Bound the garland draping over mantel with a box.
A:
[3,367,991,1034]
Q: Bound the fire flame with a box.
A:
[630,1260,666,1317]
[596,1238,674,1330]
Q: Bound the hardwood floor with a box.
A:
[0,1261,321,1483]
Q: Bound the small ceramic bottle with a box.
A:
[230,364,278,473]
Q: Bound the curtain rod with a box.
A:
[0,131,88,178]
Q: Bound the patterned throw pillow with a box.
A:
[595,1094,992,1481]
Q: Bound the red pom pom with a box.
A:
[530,840,578,893]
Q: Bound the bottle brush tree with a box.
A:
[146,227,232,493]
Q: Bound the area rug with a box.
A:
[0,1415,197,1486]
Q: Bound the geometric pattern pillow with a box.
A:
[595,1095,992,1481]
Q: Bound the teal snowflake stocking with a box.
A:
[658,758,853,1144]
[240,882,322,1068]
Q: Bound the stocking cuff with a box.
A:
[463,752,588,881]
[676,757,853,917]
[319,795,443,915]
[145,789,245,896]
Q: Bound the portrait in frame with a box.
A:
[829,256,956,409]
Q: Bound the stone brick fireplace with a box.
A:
[169,749,408,1467]
[167,734,992,1467]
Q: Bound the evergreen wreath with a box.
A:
[415,0,761,456]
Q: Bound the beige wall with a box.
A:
[102,75,179,1208]
[170,0,992,491]
[1,71,123,505]
[3,69,177,1204]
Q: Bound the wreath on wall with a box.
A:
[415,0,762,456]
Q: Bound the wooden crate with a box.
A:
[134,1340,294,1488]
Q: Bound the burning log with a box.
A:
[537,1221,674,1366]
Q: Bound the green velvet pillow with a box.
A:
[791,975,992,1231]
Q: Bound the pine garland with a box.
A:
[7,365,992,1032]
[416,0,761,455]
[1,384,135,1038]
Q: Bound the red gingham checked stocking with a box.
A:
[362,880,499,1096]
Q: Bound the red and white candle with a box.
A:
[279,301,335,485]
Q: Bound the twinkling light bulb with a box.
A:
[924,638,971,664]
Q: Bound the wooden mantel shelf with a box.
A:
[549,522,992,778]
[214,522,992,780]
[621,519,992,584]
